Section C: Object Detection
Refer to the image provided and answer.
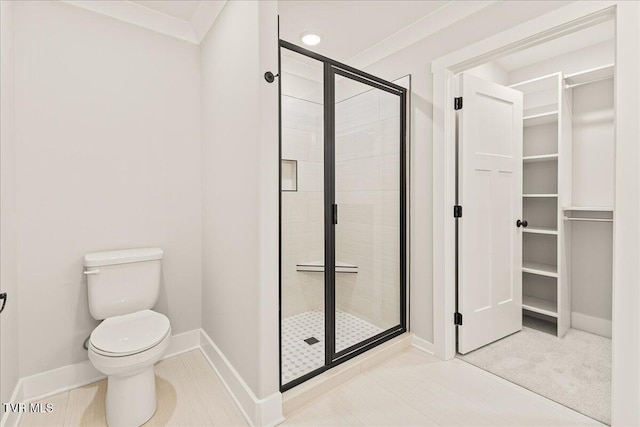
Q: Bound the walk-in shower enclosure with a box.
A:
[279,40,408,391]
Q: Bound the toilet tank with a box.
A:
[84,248,163,320]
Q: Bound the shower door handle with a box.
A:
[332,204,338,225]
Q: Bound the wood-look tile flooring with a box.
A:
[281,347,603,427]
[19,350,248,427]
[21,347,602,427]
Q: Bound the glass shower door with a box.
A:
[331,68,404,356]
[279,40,406,391]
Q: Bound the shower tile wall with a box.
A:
[281,96,324,318]
[335,89,400,331]
[281,87,400,330]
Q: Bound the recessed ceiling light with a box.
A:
[301,32,322,46]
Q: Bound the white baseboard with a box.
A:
[164,329,201,358]
[411,335,434,354]
[21,360,104,403]
[571,312,612,339]
[0,329,201,427]
[198,330,284,427]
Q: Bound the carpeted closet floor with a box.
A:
[458,316,611,425]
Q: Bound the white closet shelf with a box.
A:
[564,217,613,223]
[522,295,558,318]
[523,193,558,198]
[523,226,558,235]
[522,261,558,278]
[523,153,558,163]
[562,206,613,212]
[523,111,558,128]
[564,63,614,89]
[510,72,560,95]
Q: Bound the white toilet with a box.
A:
[84,248,171,427]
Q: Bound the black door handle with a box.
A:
[517,219,528,228]
[0,293,6,314]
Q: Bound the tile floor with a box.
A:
[281,347,603,427]
[19,350,248,427]
[19,345,603,427]
[281,309,383,384]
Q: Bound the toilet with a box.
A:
[84,248,171,427]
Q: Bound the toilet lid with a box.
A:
[90,310,170,356]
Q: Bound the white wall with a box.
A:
[571,79,614,208]
[0,0,19,417]
[350,0,570,343]
[570,79,614,332]
[466,62,509,86]
[13,1,202,377]
[201,0,279,402]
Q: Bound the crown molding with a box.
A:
[60,1,227,45]
[190,1,227,43]
[61,1,488,53]
[347,0,497,69]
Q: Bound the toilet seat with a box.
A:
[90,309,170,357]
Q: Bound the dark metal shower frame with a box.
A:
[278,39,408,392]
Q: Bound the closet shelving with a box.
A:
[511,72,567,336]
[512,63,615,338]
[564,63,614,89]
[523,110,558,127]
[523,226,557,235]
[522,261,557,277]
[563,207,614,223]
[563,206,613,211]
[522,295,557,318]
[523,153,558,163]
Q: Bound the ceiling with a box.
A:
[131,1,201,22]
[278,0,449,61]
[495,20,614,72]
[69,0,486,53]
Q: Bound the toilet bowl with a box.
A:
[84,247,169,427]
[88,309,171,427]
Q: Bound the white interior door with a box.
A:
[458,73,523,354]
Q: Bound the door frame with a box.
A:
[431,2,640,425]
[278,40,409,392]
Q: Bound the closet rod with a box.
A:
[563,217,613,222]
[564,75,613,89]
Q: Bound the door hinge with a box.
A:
[453,205,462,218]
[0,292,6,314]
[454,97,463,110]
[332,204,338,225]
[454,312,463,326]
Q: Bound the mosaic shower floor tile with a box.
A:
[281,309,382,384]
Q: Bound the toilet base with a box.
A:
[105,366,157,427]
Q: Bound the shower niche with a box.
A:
[279,41,408,390]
